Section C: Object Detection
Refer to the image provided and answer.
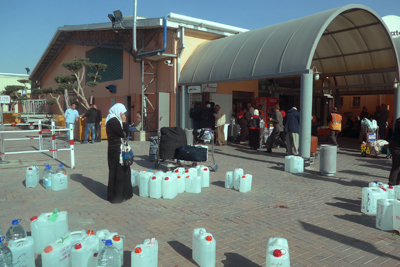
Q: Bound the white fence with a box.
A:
[0,120,75,168]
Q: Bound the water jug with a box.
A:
[43,165,55,190]
[97,239,121,267]
[42,164,50,179]
[0,236,13,267]
[111,234,124,265]
[189,167,198,178]
[369,181,384,187]
[30,208,69,253]
[200,167,210,187]
[192,228,216,267]
[139,171,151,197]
[266,237,290,267]
[361,187,388,215]
[52,164,68,191]
[225,172,233,189]
[239,174,252,193]
[395,185,400,199]
[131,169,139,187]
[25,165,39,188]
[41,233,73,267]
[71,235,101,267]
[96,229,118,251]
[174,167,185,175]
[67,230,89,246]
[233,168,243,190]
[185,175,201,193]
[289,156,304,173]
[284,156,294,172]
[393,199,400,233]
[376,199,395,231]
[387,186,395,199]
[149,176,162,199]
[8,236,35,267]
[176,175,185,194]
[162,176,177,199]
[87,252,99,267]
[131,238,158,267]
[5,219,27,243]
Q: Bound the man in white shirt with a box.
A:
[64,103,79,141]
[214,104,226,146]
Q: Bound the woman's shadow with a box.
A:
[70,173,107,200]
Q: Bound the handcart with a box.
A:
[360,127,389,157]
[154,127,218,171]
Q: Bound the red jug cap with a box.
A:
[204,168,208,171]
[273,249,283,257]
[113,235,121,241]
[165,177,169,180]
[186,176,190,178]
[86,230,94,235]
[185,169,189,173]
[28,168,32,170]
[30,216,38,221]
[175,169,179,172]
[177,176,181,179]
[75,243,82,250]
[152,177,156,180]
[206,236,212,241]
[242,175,246,178]
[94,253,98,257]
[135,247,142,254]
[44,246,53,253]
[389,186,394,189]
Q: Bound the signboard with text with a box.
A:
[382,15,400,39]
[202,84,217,93]
[0,95,10,104]
[188,86,201,93]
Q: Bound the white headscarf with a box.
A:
[105,103,127,126]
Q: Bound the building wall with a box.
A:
[0,73,30,112]
[340,95,395,121]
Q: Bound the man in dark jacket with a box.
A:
[82,104,98,144]
[284,107,300,155]
[94,105,102,142]
[377,104,389,139]
[201,104,215,130]
[265,104,285,153]
[190,102,203,132]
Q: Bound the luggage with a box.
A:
[228,124,240,138]
[176,146,207,162]
[149,136,159,162]
[159,127,187,160]
[195,128,213,143]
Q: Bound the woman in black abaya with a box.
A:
[105,103,133,203]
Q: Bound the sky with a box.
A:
[1,0,400,75]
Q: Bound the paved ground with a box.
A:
[0,126,399,266]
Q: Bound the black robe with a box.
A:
[105,118,133,203]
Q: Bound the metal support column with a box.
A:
[395,85,400,120]
[0,103,4,161]
[180,86,186,128]
[299,72,313,159]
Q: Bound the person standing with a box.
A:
[64,103,79,141]
[265,104,284,153]
[327,107,342,146]
[201,104,215,130]
[190,102,203,132]
[388,118,400,185]
[94,105,102,142]
[284,107,300,155]
[82,104,98,144]
[105,103,133,204]
[214,105,226,146]
[377,104,389,140]
[248,109,261,150]
[236,108,249,143]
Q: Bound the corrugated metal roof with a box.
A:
[179,4,400,95]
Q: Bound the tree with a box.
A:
[56,58,107,110]
[32,87,65,115]
[3,85,28,112]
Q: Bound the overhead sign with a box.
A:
[187,86,201,93]
[202,83,217,93]
[0,95,10,104]
[382,15,400,39]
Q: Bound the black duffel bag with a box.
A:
[176,145,207,162]
[159,127,187,159]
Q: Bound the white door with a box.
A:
[158,92,170,129]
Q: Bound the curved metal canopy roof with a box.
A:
[179,4,400,95]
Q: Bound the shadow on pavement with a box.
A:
[325,201,360,212]
[212,181,225,188]
[167,240,197,265]
[123,250,131,267]
[294,171,368,188]
[70,173,107,200]
[300,221,400,261]
[222,252,261,267]
[334,214,376,229]
[338,169,386,179]
[332,197,361,206]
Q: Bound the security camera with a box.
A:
[164,60,171,65]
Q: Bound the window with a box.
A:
[86,48,123,82]
[352,97,360,107]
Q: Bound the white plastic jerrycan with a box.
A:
[139,171,151,197]
[394,185,400,199]
[25,165,39,188]
[288,156,304,173]
[387,186,395,199]
[8,236,35,267]
[266,237,290,267]
[149,176,162,199]
[71,234,100,267]
[284,156,294,172]
[131,169,139,187]
[162,176,177,199]
[185,175,201,193]
[192,228,216,267]
[52,173,68,191]
[369,181,384,187]
[376,199,395,231]
[131,238,158,267]
[189,167,198,178]
[30,208,69,253]
[176,175,185,194]
[239,174,252,193]
[393,199,400,233]
[361,187,388,215]
[225,171,233,189]
[41,233,73,267]
[233,168,243,190]
[199,167,210,188]
[173,167,185,175]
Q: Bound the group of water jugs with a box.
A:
[362,181,400,232]
[25,164,68,191]
[131,165,210,199]
[224,168,253,193]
